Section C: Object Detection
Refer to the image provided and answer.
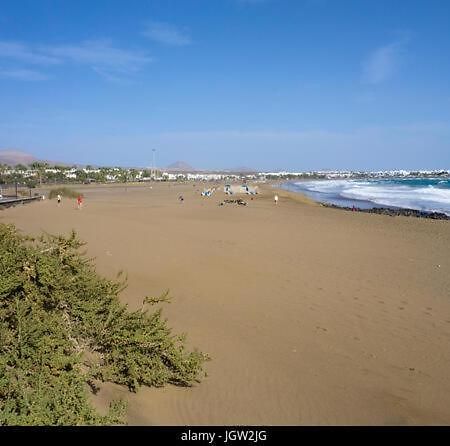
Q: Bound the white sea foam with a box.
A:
[292,180,450,215]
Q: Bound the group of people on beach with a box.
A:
[56,194,84,209]
[55,189,278,208]
[177,192,279,205]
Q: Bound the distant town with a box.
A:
[1,161,449,188]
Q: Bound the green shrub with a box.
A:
[49,187,81,200]
[0,224,207,425]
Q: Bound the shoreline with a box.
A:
[273,181,450,221]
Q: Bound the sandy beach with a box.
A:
[2,182,450,425]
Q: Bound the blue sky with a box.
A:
[1,0,449,170]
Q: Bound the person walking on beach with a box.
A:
[274,194,279,205]
[57,194,62,205]
[77,195,83,210]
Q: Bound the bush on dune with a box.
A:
[0,224,207,425]
[48,187,81,200]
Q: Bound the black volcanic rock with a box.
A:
[322,203,450,220]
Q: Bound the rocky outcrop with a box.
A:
[322,203,450,220]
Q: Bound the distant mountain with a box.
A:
[0,149,37,166]
[226,166,256,173]
[166,161,196,172]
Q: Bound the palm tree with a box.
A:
[30,162,49,187]
[15,164,28,172]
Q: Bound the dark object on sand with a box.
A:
[179,195,184,202]
[219,199,247,206]
[323,203,450,220]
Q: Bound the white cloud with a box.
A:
[143,21,191,46]
[0,41,60,65]
[0,68,49,81]
[0,39,152,81]
[362,36,409,84]
[42,40,152,73]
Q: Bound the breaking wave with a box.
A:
[283,178,450,216]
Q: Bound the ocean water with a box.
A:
[281,177,450,216]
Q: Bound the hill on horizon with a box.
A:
[165,161,258,173]
[166,161,196,172]
[0,149,37,166]
[0,151,257,173]
[225,166,257,173]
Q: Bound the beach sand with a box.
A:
[2,182,450,425]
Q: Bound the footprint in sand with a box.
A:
[398,307,405,310]
[316,326,328,333]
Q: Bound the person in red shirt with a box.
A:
[77,195,83,210]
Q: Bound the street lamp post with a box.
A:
[152,149,156,180]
